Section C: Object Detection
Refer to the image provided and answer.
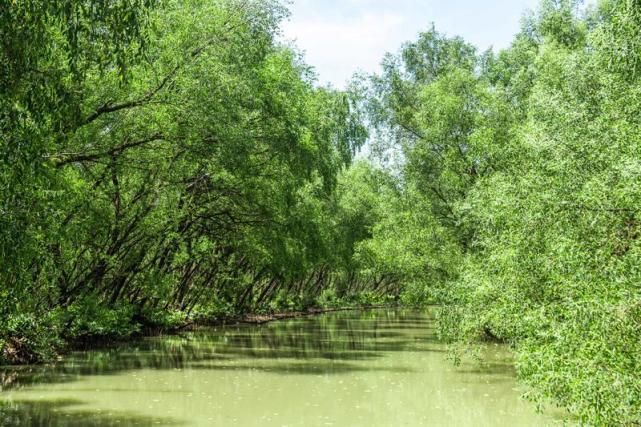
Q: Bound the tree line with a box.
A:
[2,0,640,424]
[0,0,401,365]
[359,0,641,424]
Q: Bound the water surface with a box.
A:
[0,309,560,426]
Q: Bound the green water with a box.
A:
[0,310,560,426]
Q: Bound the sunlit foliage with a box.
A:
[364,0,641,423]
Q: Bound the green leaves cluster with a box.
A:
[361,0,641,423]
[3,0,638,423]
[0,0,389,364]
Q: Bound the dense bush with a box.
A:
[363,0,641,423]
[0,0,399,365]
[3,0,639,423]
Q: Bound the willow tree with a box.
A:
[362,0,641,423]
[1,0,369,362]
[1,0,159,357]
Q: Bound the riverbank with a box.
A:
[204,305,390,326]
[0,310,558,426]
[2,305,396,366]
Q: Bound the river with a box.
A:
[0,309,561,426]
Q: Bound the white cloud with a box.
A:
[280,0,546,88]
[282,11,406,87]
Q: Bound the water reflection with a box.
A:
[0,309,561,426]
[1,310,436,390]
[0,398,184,426]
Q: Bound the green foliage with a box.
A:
[5,0,639,423]
[64,298,139,340]
[363,1,641,423]
[0,313,63,364]
[316,288,341,308]
[138,308,188,330]
[0,0,387,368]
[0,0,376,361]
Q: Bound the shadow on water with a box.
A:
[0,309,439,392]
[0,398,183,427]
[189,360,416,375]
[454,361,518,383]
[0,309,554,426]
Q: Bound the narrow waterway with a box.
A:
[0,310,561,426]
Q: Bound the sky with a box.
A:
[280,0,541,88]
